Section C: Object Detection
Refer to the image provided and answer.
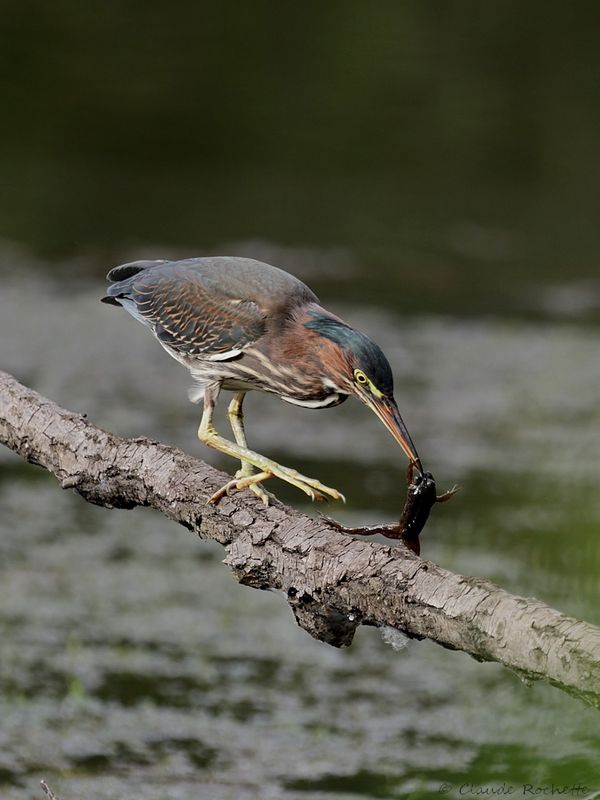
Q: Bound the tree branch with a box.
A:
[1,370,599,708]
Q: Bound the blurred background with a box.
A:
[1,2,599,799]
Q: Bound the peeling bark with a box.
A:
[1,370,599,707]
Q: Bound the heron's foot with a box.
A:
[208,461,345,505]
[199,427,345,505]
[234,466,274,505]
[237,472,275,505]
[208,470,273,505]
[235,463,274,505]
[269,463,345,503]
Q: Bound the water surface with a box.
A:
[1,273,599,800]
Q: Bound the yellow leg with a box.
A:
[198,386,345,505]
[227,392,272,505]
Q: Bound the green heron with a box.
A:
[101,257,422,505]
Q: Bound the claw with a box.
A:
[208,480,237,504]
[248,482,272,506]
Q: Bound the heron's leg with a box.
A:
[198,386,345,504]
[226,391,252,464]
[226,391,272,505]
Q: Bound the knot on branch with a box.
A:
[287,589,359,647]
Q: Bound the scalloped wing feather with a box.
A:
[130,269,267,358]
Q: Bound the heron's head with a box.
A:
[305,312,423,472]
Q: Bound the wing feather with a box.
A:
[114,264,267,358]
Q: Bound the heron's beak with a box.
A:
[367,396,423,474]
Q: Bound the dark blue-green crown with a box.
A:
[305,313,394,396]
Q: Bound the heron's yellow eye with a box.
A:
[353,368,384,398]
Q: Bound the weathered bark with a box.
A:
[1,370,599,708]
[40,780,60,800]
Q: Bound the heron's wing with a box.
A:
[113,263,267,359]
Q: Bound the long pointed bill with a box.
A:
[369,397,423,474]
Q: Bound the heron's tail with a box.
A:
[101,260,169,305]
